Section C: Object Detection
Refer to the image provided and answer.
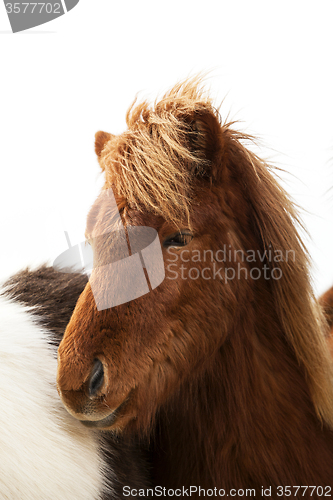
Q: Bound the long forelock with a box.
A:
[100,78,219,226]
[99,79,333,426]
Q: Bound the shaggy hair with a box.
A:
[98,78,333,425]
[98,79,215,226]
[57,78,333,492]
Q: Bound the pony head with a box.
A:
[57,79,333,433]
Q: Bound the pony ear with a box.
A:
[94,131,113,158]
[189,111,223,179]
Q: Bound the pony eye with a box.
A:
[163,231,193,248]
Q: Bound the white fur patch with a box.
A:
[0,295,112,500]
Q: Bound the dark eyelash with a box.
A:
[163,232,193,248]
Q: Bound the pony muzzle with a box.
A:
[56,356,109,418]
[56,356,131,428]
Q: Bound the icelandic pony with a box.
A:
[1,266,149,500]
[56,79,333,496]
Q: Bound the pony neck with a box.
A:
[149,288,333,490]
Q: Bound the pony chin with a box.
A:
[0,294,112,500]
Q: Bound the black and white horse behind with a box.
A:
[0,266,148,500]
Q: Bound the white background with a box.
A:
[0,1,332,295]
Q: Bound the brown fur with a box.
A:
[57,79,333,496]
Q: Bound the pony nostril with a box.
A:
[88,359,104,398]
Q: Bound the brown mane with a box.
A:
[57,78,333,493]
[100,78,333,424]
[98,79,214,226]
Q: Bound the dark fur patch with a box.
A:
[2,265,88,345]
